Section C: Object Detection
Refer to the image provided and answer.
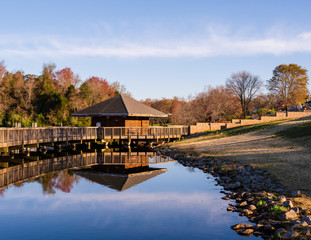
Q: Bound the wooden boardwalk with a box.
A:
[0,126,189,149]
[0,152,173,189]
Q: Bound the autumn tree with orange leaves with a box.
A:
[56,67,80,94]
[0,61,124,127]
[267,64,309,114]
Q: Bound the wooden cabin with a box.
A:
[72,95,168,127]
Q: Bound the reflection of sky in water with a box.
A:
[0,162,258,240]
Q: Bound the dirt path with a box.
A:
[174,117,311,200]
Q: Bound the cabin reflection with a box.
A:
[76,168,167,191]
[0,151,173,195]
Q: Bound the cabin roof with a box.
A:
[72,94,168,118]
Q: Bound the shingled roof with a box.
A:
[72,94,168,118]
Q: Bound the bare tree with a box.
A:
[111,81,132,97]
[226,71,263,118]
[24,74,37,110]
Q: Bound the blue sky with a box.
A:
[1,0,311,100]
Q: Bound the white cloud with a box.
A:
[1,30,311,58]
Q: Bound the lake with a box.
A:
[0,150,258,239]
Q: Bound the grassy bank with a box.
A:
[170,117,311,209]
[175,119,288,144]
[275,121,311,139]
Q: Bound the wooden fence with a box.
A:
[0,126,189,148]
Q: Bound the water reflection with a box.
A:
[37,171,79,195]
[0,150,259,240]
[76,168,167,191]
[0,151,171,196]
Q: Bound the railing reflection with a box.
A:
[0,151,173,195]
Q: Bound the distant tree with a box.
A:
[23,74,37,110]
[170,97,197,125]
[267,64,309,114]
[226,71,263,118]
[204,86,240,122]
[42,63,56,81]
[0,61,130,127]
[142,98,174,115]
[0,61,6,82]
[83,76,116,106]
[111,81,131,97]
[56,67,80,94]
[34,64,65,124]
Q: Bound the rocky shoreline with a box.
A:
[157,146,311,239]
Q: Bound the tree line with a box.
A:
[0,61,130,127]
[144,64,309,125]
[0,61,308,127]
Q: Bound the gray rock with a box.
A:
[292,207,300,214]
[245,165,253,172]
[302,216,311,224]
[246,197,254,202]
[275,228,285,235]
[263,224,275,232]
[240,192,249,198]
[227,206,234,212]
[299,221,309,227]
[242,178,251,184]
[239,201,248,207]
[289,190,302,197]
[277,195,287,203]
[304,228,311,236]
[281,210,298,220]
[228,181,241,189]
[287,224,298,231]
[238,228,254,235]
[282,200,293,208]
[281,230,299,239]
[267,193,274,199]
[248,205,257,211]
[241,209,253,216]
[231,223,254,230]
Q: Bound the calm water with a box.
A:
[0,152,258,240]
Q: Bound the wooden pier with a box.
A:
[0,126,189,149]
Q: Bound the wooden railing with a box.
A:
[0,126,189,148]
[97,126,189,140]
[0,127,98,148]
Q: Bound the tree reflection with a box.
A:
[0,188,6,197]
[37,171,80,195]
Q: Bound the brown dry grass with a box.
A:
[172,116,311,208]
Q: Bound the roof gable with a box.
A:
[72,95,168,118]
